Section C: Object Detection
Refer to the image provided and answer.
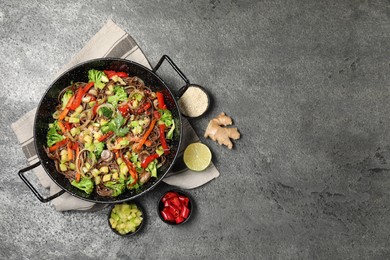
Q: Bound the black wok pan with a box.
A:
[18,55,189,203]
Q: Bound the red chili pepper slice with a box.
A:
[161,209,175,222]
[162,192,178,202]
[135,102,151,114]
[175,216,185,224]
[178,196,189,207]
[141,153,159,168]
[181,206,190,219]
[171,196,181,208]
[158,124,170,155]
[153,110,161,119]
[118,103,130,116]
[169,205,180,218]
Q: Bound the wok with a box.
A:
[18,55,189,203]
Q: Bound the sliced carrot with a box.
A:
[144,139,152,147]
[75,142,80,158]
[67,142,73,161]
[136,118,156,152]
[58,95,75,120]
[57,121,66,134]
[75,172,81,182]
[122,155,138,186]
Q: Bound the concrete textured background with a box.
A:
[1,0,390,259]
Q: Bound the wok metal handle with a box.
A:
[18,161,65,203]
[153,55,190,93]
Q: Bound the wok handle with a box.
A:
[152,55,190,91]
[18,161,65,203]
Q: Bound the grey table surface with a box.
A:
[1,0,389,259]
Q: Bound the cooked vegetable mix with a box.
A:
[45,69,175,197]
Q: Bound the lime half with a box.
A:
[183,143,212,171]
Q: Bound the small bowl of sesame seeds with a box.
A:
[177,84,211,119]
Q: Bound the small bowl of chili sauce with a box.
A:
[157,189,193,225]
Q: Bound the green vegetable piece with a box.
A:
[146,160,158,178]
[71,177,94,194]
[107,86,128,107]
[88,69,108,89]
[61,90,73,109]
[93,142,105,159]
[47,121,65,147]
[104,179,126,197]
[166,119,175,140]
[101,113,129,137]
[98,107,113,118]
[159,109,173,127]
[156,146,164,156]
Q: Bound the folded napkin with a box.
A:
[11,20,220,211]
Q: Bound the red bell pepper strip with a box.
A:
[136,118,157,152]
[158,124,170,155]
[103,70,128,79]
[68,82,94,110]
[98,131,114,142]
[92,103,100,116]
[141,153,159,168]
[122,155,138,186]
[156,92,167,109]
[48,138,68,152]
[64,122,73,131]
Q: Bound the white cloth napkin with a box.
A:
[11,20,220,211]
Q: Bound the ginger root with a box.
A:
[204,112,240,149]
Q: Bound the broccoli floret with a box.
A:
[104,180,126,197]
[47,121,65,147]
[71,177,94,195]
[159,109,173,127]
[84,142,104,159]
[88,69,109,89]
[61,90,73,109]
[126,176,140,190]
[146,160,158,178]
[107,86,128,107]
